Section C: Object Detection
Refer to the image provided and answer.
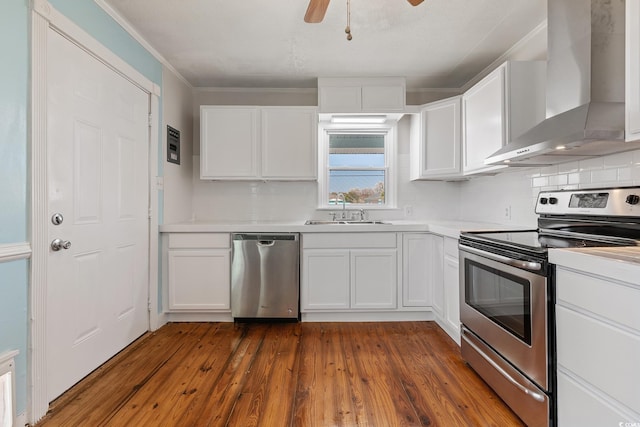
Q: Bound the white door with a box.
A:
[46,30,149,401]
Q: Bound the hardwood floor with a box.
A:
[37,322,524,426]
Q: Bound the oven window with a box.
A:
[465,260,532,345]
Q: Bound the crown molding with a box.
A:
[94,0,192,89]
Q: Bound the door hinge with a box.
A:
[148,113,153,127]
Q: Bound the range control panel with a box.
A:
[536,187,640,216]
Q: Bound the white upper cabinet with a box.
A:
[410,96,462,180]
[318,77,406,113]
[261,107,318,179]
[462,61,545,175]
[200,106,317,180]
[200,106,259,179]
[626,0,640,141]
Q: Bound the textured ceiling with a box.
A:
[103,0,546,89]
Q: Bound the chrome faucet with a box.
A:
[336,193,346,218]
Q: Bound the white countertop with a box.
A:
[159,219,521,239]
[549,246,640,285]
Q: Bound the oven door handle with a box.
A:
[459,244,542,272]
[463,331,547,403]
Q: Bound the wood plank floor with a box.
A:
[36,322,524,427]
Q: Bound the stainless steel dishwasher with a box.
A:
[231,233,300,319]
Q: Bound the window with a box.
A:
[318,120,396,208]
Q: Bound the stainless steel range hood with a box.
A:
[486,0,640,167]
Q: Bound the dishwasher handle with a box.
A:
[232,233,299,242]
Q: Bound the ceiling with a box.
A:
[102,0,546,90]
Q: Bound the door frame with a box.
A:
[29,0,161,422]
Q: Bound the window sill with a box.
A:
[316,206,399,211]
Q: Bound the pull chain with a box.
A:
[345,0,352,40]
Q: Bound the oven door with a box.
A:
[459,244,549,391]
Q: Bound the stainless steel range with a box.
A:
[458,186,640,427]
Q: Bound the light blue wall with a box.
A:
[48,0,162,85]
[0,0,30,418]
[0,1,28,245]
[0,260,28,415]
[0,0,162,418]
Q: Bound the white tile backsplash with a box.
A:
[548,174,568,186]
[460,148,640,226]
[590,168,618,184]
[578,157,604,171]
[532,176,548,187]
[603,152,633,168]
[188,145,640,226]
[558,161,579,174]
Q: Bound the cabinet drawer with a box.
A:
[302,233,397,249]
[557,370,631,426]
[168,233,230,249]
[444,237,459,258]
[556,268,640,332]
[556,305,640,412]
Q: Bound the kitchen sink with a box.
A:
[304,220,390,225]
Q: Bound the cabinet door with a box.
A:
[441,237,460,343]
[168,249,230,310]
[351,249,397,309]
[402,233,431,307]
[318,86,362,113]
[462,66,506,174]
[443,254,460,334]
[261,107,317,180]
[361,85,405,112]
[557,371,630,427]
[318,77,406,113]
[431,235,444,316]
[411,97,461,179]
[302,249,350,310]
[200,107,259,179]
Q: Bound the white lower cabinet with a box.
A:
[556,267,640,423]
[402,233,441,308]
[302,233,397,311]
[430,236,444,316]
[435,237,460,344]
[351,249,397,309]
[302,249,350,310]
[166,233,231,311]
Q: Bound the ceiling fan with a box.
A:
[304,0,425,23]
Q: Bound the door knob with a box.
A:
[51,238,71,251]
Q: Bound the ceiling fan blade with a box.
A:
[407,0,424,5]
[304,0,330,23]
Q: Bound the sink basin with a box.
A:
[305,220,390,225]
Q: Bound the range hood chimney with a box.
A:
[486,0,639,167]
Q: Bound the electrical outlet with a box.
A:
[404,205,413,217]
[504,205,511,220]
